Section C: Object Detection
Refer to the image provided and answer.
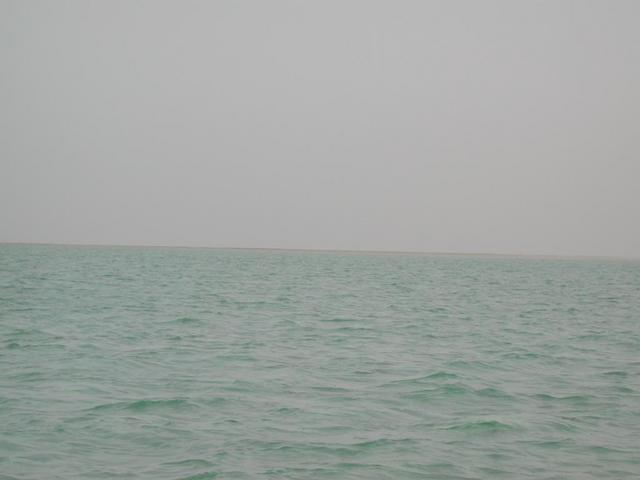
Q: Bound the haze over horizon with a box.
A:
[2,1,639,257]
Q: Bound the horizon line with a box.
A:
[1,241,637,261]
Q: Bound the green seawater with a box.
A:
[1,244,639,479]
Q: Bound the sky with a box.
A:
[1,0,639,257]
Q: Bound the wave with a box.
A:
[167,317,203,325]
[162,459,215,468]
[444,420,518,432]
[382,372,458,387]
[533,393,593,404]
[87,398,193,413]
[176,472,218,480]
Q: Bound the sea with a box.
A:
[1,243,639,479]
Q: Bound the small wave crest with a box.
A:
[444,420,517,432]
[88,398,192,413]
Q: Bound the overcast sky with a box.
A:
[1,1,639,257]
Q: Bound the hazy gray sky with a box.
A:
[2,1,639,256]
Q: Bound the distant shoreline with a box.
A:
[1,241,637,261]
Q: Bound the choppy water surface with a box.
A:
[1,244,639,479]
